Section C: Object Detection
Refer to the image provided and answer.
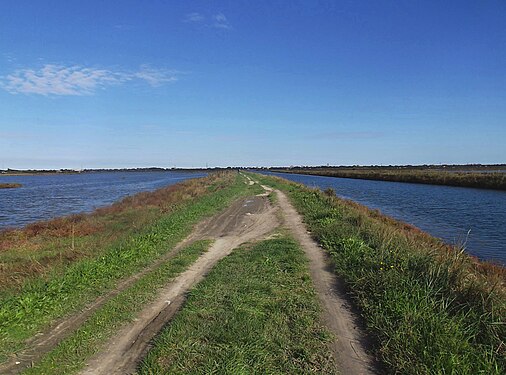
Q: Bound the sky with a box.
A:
[0,1,505,169]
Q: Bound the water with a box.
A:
[0,171,206,229]
[261,171,506,265]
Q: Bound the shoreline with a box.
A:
[271,168,506,190]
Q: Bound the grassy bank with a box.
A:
[274,167,506,190]
[139,236,337,374]
[0,183,22,189]
[0,172,258,364]
[253,173,506,374]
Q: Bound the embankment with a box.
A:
[253,172,506,374]
[274,168,506,190]
[0,172,261,370]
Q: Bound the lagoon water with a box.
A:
[261,171,506,265]
[0,171,206,229]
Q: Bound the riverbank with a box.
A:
[252,172,505,374]
[0,183,22,189]
[273,167,506,190]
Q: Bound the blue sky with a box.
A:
[0,1,505,169]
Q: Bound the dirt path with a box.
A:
[0,195,276,375]
[5,176,377,375]
[1,228,199,375]
[80,195,279,374]
[274,189,378,375]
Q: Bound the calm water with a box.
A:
[0,171,206,229]
[261,171,506,265]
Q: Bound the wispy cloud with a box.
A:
[133,65,179,87]
[1,64,179,96]
[212,13,231,29]
[183,12,232,30]
[184,12,205,23]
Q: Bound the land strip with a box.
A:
[0,173,260,372]
[272,167,506,190]
[0,183,22,189]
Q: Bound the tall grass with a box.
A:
[254,173,506,374]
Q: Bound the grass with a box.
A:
[0,183,22,189]
[274,167,506,190]
[25,240,211,375]
[0,172,223,291]
[0,172,258,364]
[139,236,337,374]
[252,172,506,375]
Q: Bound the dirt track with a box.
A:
[275,189,377,375]
[4,177,377,375]
[80,194,279,374]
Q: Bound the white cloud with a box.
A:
[133,65,178,87]
[212,13,231,29]
[184,12,205,23]
[183,12,232,30]
[1,64,179,96]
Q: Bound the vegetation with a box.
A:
[253,173,506,374]
[0,172,232,291]
[274,167,506,190]
[0,183,22,189]
[139,236,337,374]
[0,172,256,364]
[25,240,211,374]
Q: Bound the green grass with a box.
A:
[0,173,256,364]
[252,173,506,375]
[25,240,211,375]
[139,236,337,374]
